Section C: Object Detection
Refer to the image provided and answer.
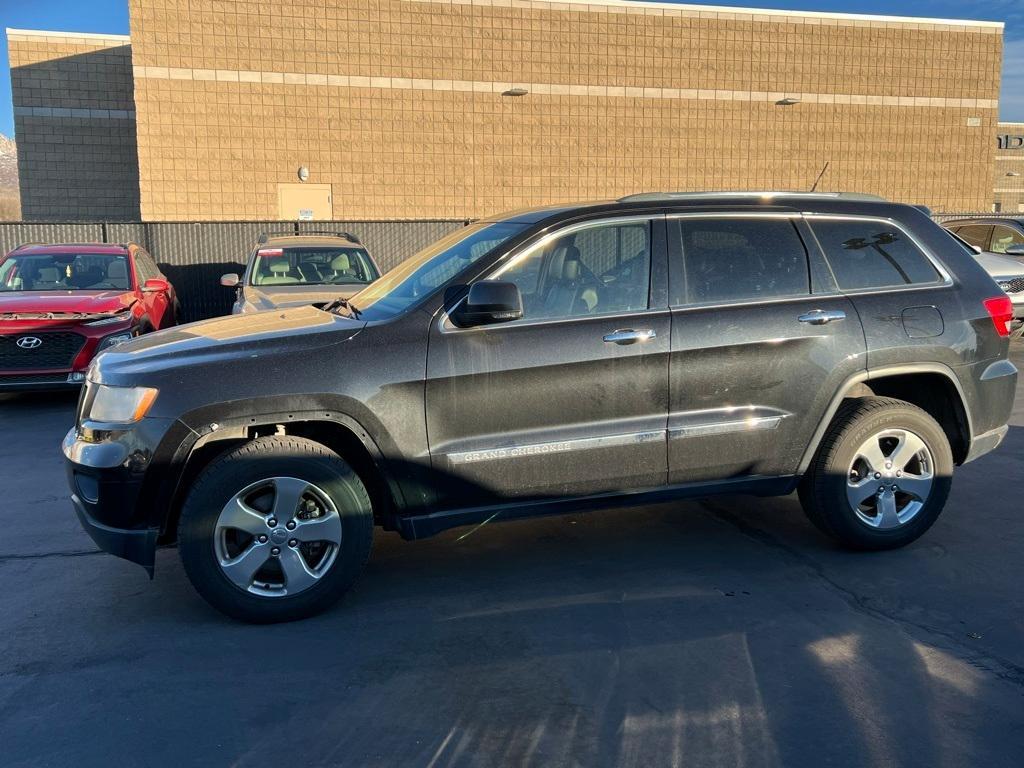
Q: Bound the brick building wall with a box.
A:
[995,122,1024,213]
[126,0,1004,221]
[7,30,140,221]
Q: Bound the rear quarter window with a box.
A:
[810,219,941,291]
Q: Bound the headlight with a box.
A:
[86,310,133,327]
[88,384,159,424]
[97,331,134,353]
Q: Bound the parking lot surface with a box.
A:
[2,349,1024,768]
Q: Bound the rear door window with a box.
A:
[670,217,810,306]
[810,219,941,291]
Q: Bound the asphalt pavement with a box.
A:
[1,347,1023,767]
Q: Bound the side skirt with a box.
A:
[396,475,799,540]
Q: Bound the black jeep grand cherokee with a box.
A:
[65,193,1017,622]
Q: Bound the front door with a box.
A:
[425,216,671,509]
[666,214,867,483]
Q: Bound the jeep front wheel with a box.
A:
[178,436,374,622]
[799,397,954,550]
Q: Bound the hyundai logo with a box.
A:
[16,336,43,349]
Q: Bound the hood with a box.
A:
[0,289,133,319]
[975,252,1024,278]
[241,284,363,312]
[90,305,366,384]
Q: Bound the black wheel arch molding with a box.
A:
[145,395,409,545]
[796,360,1001,474]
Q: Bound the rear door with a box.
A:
[666,213,866,483]
[425,215,671,509]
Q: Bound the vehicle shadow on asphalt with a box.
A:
[3,395,1021,766]
[33,437,1024,767]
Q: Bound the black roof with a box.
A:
[483,192,917,228]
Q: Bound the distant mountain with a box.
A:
[0,134,17,193]
[0,134,20,219]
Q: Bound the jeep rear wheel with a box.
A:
[799,397,953,550]
[178,436,373,623]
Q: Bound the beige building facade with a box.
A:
[8,30,140,220]
[995,122,1024,213]
[7,0,1010,221]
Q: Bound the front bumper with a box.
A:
[63,415,179,574]
[0,372,86,390]
[72,493,159,575]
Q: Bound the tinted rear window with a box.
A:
[811,219,940,291]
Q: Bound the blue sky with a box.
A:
[0,0,1021,138]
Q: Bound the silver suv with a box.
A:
[220,231,380,314]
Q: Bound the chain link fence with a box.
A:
[0,219,467,321]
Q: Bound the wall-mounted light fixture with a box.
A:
[776,97,801,106]
[1007,171,1021,177]
[502,87,529,97]
[297,166,310,182]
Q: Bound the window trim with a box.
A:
[666,211,814,310]
[803,213,953,296]
[440,214,661,332]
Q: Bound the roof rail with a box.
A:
[257,230,361,244]
[617,191,888,203]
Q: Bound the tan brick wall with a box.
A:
[8,31,140,221]
[995,122,1024,213]
[125,0,1005,220]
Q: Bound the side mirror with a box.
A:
[142,278,170,293]
[220,273,240,288]
[971,244,984,255]
[454,281,523,327]
[1005,244,1024,257]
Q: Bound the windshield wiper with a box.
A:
[321,297,362,318]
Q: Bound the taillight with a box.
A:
[983,295,1014,337]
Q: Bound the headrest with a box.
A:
[107,260,128,279]
[563,258,580,280]
[331,254,350,272]
[269,258,291,275]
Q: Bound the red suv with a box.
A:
[0,243,178,389]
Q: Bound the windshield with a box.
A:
[346,222,530,320]
[249,246,379,287]
[0,253,131,292]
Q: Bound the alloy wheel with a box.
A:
[214,477,343,597]
[846,428,934,529]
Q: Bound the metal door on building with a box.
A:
[277,184,332,220]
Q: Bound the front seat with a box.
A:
[259,258,299,285]
[542,252,599,318]
[328,253,355,281]
[107,260,129,286]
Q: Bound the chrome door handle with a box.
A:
[603,328,656,345]
[798,309,846,325]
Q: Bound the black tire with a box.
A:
[798,396,953,550]
[178,436,373,623]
